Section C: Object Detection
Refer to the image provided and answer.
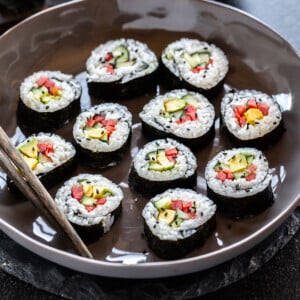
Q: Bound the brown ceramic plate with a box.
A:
[0,0,299,279]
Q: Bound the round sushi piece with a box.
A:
[139,89,215,149]
[142,188,216,259]
[10,133,76,189]
[18,71,81,132]
[55,174,123,243]
[160,38,229,97]
[220,89,284,149]
[86,38,159,99]
[129,138,197,197]
[73,103,132,168]
[205,148,273,219]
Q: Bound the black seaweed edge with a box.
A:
[87,66,159,100]
[141,119,215,150]
[159,59,225,100]
[128,166,198,197]
[144,213,216,259]
[220,116,285,150]
[74,132,131,169]
[206,184,274,219]
[17,97,81,134]
[71,203,122,244]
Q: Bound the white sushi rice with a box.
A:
[139,89,215,138]
[161,38,228,90]
[73,103,132,152]
[205,148,272,198]
[142,188,216,241]
[221,89,282,140]
[17,133,76,174]
[20,71,81,113]
[55,174,123,231]
[86,38,158,84]
[133,138,197,181]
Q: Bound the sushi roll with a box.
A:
[129,138,197,197]
[139,89,215,149]
[205,148,273,219]
[18,71,81,132]
[86,38,159,99]
[73,103,132,168]
[160,38,229,97]
[142,188,216,259]
[11,133,76,189]
[55,174,123,243]
[220,89,284,148]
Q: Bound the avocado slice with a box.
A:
[176,208,189,220]
[154,197,172,211]
[164,98,186,113]
[37,153,52,164]
[18,138,38,159]
[93,186,113,198]
[112,45,129,63]
[182,94,199,108]
[229,153,248,173]
[183,51,211,68]
[81,195,95,206]
[85,127,106,139]
[23,156,38,170]
[158,209,176,225]
[148,149,175,171]
[116,59,136,69]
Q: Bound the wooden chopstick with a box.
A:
[0,126,93,258]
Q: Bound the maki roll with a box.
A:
[86,38,159,99]
[129,138,197,197]
[73,103,132,168]
[205,148,273,219]
[55,174,123,243]
[11,133,76,189]
[142,188,216,259]
[160,38,229,97]
[139,89,215,149]
[220,89,284,148]
[18,71,81,132]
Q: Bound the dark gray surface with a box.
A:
[0,0,300,299]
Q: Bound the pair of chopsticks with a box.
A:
[0,126,93,258]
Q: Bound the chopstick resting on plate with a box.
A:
[0,126,93,259]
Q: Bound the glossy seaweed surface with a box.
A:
[0,0,299,278]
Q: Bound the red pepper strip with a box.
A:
[86,118,97,128]
[71,185,84,201]
[44,79,55,90]
[188,212,196,219]
[257,103,269,116]
[85,205,96,212]
[235,105,246,116]
[38,143,54,154]
[216,171,227,182]
[223,169,234,180]
[96,198,107,205]
[104,53,113,61]
[171,200,183,210]
[246,173,256,181]
[182,201,192,213]
[165,148,178,162]
[192,66,204,73]
[105,63,114,74]
[37,77,48,87]
[238,115,247,127]
[208,58,213,65]
[247,98,257,108]
[247,164,257,173]
[94,115,105,123]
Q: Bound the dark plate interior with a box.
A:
[0,0,299,278]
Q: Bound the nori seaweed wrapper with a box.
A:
[144,214,216,260]
[128,166,197,197]
[206,184,274,219]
